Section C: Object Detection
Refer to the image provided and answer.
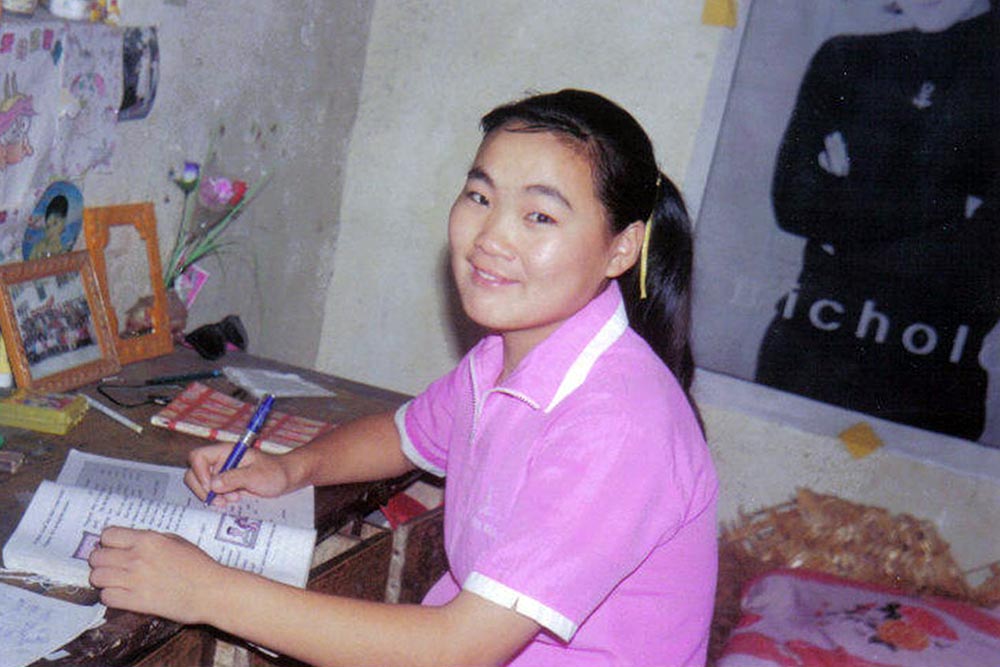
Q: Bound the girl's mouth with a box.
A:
[471,264,514,286]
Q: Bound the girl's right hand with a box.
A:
[185,444,294,506]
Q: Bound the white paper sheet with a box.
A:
[0,582,105,667]
[223,366,337,399]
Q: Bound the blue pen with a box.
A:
[204,394,275,506]
[145,369,222,385]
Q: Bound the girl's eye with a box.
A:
[467,190,488,206]
[527,211,557,225]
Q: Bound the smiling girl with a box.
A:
[88,89,718,667]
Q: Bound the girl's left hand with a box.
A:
[88,526,223,625]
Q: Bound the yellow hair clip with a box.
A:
[639,217,653,300]
[639,174,661,301]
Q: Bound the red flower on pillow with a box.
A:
[898,604,958,641]
[875,602,958,651]
[876,619,929,651]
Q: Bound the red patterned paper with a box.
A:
[150,382,335,454]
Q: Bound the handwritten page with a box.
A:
[0,582,105,667]
[3,450,316,589]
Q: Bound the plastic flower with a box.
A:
[198,175,248,211]
[174,161,200,193]
[162,125,273,289]
[230,179,248,206]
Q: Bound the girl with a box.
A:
[88,89,719,666]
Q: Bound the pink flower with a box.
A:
[199,175,238,211]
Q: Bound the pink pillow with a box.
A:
[719,569,1000,667]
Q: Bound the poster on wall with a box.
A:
[690,0,999,448]
[0,19,122,265]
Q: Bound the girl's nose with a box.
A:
[474,209,515,258]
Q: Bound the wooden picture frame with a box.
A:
[0,251,121,392]
[83,202,173,365]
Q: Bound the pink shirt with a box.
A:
[398,282,718,666]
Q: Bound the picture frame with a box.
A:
[0,251,121,393]
[83,202,174,365]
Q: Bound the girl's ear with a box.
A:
[605,221,645,279]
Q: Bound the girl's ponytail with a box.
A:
[619,173,696,390]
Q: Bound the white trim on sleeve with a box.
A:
[464,571,577,642]
[394,401,446,477]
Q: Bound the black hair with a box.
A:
[481,89,696,390]
[46,195,69,218]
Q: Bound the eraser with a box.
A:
[0,450,24,473]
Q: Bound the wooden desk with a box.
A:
[0,348,429,667]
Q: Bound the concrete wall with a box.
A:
[83,0,374,368]
[317,0,721,394]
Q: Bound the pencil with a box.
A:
[82,395,144,434]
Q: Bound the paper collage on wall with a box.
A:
[0,19,123,266]
[691,0,998,448]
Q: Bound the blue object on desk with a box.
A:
[145,370,222,386]
[204,394,275,506]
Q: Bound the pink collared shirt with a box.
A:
[398,282,718,666]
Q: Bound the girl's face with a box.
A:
[449,127,641,362]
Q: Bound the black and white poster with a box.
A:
[691,0,999,447]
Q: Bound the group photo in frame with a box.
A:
[0,251,120,392]
[690,0,999,448]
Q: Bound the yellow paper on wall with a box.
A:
[702,0,737,27]
[839,422,883,459]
